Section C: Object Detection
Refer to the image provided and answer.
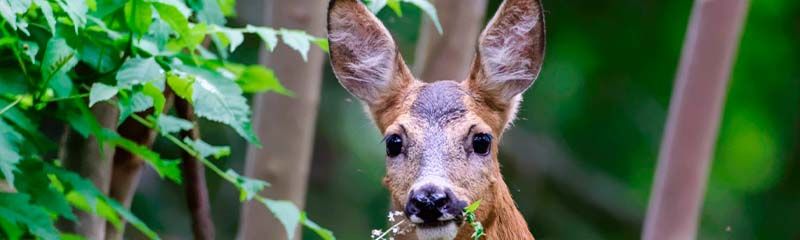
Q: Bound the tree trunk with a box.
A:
[642,1,748,240]
[413,0,488,82]
[236,0,327,239]
[59,102,119,240]
[105,93,174,240]
[176,98,216,240]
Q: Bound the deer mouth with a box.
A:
[413,220,460,240]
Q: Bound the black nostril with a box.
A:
[406,185,454,223]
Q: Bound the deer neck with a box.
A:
[457,173,534,240]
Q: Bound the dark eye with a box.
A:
[472,133,492,155]
[385,134,403,157]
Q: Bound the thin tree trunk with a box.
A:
[176,98,215,240]
[58,102,119,240]
[105,92,174,240]
[413,0,488,82]
[643,1,748,240]
[237,0,327,239]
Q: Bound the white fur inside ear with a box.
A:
[328,12,397,102]
[479,3,540,91]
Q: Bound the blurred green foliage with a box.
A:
[131,0,799,239]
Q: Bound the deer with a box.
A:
[327,0,544,239]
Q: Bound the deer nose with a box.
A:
[404,185,466,224]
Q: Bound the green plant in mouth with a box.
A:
[464,200,485,240]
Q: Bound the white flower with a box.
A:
[371,229,382,238]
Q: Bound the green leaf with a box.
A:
[465,200,481,213]
[402,0,441,34]
[366,0,387,14]
[142,83,165,114]
[183,138,230,159]
[56,0,89,32]
[152,2,190,38]
[102,129,182,183]
[260,198,301,240]
[20,40,39,64]
[216,26,243,53]
[89,83,118,107]
[387,0,402,16]
[124,0,153,36]
[312,38,329,53]
[192,0,225,25]
[245,25,278,52]
[156,115,193,135]
[280,29,312,61]
[302,216,336,240]
[116,57,166,89]
[235,65,290,94]
[0,193,60,240]
[225,169,267,201]
[49,74,74,98]
[175,65,260,144]
[33,0,56,33]
[0,120,22,188]
[41,38,79,83]
[0,1,17,31]
[217,0,235,17]
[45,165,160,239]
[14,160,76,221]
[166,71,194,101]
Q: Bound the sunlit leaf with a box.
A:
[117,57,166,89]
[280,29,312,61]
[124,0,153,36]
[260,198,301,240]
[88,83,118,107]
[225,169,268,201]
[56,0,89,32]
[183,138,230,159]
[235,65,290,95]
[0,120,22,188]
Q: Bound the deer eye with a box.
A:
[385,134,403,157]
[472,133,492,155]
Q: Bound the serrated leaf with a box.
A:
[402,0,441,34]
[183,138,230,159]
[56,0,89,32]
[124,0,153,36]
[175,65,260,144]
[156,115,192,135]
[260,198,301,240]
[0,193,60,240]
[236,65,290,94]
[280,29,312,61]
[41,38,79,82]
[217,26,243,52]
[33,0,56,33]
[0,120,22,188]
[116,57,165,89]
[225,169,267,201]
[245,25,278,51]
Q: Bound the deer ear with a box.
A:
[466,0,545,106]
[327,0,414,106]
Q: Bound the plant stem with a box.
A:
[374,219,407,240]
[0,96,23,115]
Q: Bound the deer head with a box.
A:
[327,0,544,239]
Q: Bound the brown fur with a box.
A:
[328,0,545,239]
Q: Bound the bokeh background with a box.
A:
[128,0,800,239]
